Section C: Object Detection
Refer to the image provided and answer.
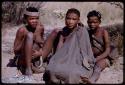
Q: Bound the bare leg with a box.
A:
[42,30,58,59]
[81,58,108,83]
[24,32,34,76]
[88,65,102,83]
[89,58,108,83]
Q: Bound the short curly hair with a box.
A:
[66,8,80,18]
[87,10,101,22]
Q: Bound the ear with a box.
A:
[77,20,80,24]
[78,19,80,23]
[99,20,101,23]
[23,17,28,25]
[87,20,89,24]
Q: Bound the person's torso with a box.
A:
[88,27,105,57]
[52,26,75,54]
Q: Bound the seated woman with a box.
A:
[33,8,95,84]
[82,10,110,83]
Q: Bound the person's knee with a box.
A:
[18,28,27,37]
[26,32,33,40]
[96,59,107,70]
[19,28,26,33]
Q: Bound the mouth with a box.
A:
[90,26,96,29]
[31,23,37,27]
[91,27,95,29]
[67,25,74,28]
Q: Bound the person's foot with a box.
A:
[17,75,36,83]
[80,76,92,84]
[25,68,33,75]
[17,75,25,83]
[24,75,36,83]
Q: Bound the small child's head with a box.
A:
[65,8,80,30]
[87,10,101,30]
[24,7,39,28]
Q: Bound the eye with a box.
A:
[36,17,39,19]
[73,18,77,20]
[66,17,71,20]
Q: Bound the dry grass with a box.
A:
[105,25,123,56]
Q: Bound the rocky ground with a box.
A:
[1,24,123,84]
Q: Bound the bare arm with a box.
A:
[96,30,110,62]
[33,29,59,59]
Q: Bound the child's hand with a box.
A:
[95,56,101,62]
[32,50,42,58]
[36,21,44,29]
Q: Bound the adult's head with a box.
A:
[65,8,80,30]
[87,10,101,30]
[24,7,39,29]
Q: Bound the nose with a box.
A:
[69,19,74,24]
[32,19,38,25]
[90,23,95,27]
[32,19,37,22]
[91,22,94,25]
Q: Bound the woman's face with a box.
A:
[65,13,79,29]
[27,16,39,29]
[87,16,100,30]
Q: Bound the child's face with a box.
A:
[87,16,100,30]
[65,13,79,29]
[27,16,39,28]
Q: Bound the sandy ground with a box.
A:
[1,24,123,84]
